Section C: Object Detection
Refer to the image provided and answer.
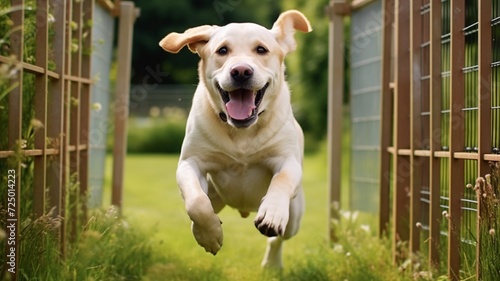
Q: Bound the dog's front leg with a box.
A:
[255,157,302,237]
[177,158,223,255]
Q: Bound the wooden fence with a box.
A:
[328,0,500,280]
[0,0,137,279]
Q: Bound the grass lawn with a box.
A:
[102,148,417,280]
[103,151,331,278]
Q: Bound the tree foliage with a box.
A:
[130,0,332,137]
[280,0,333,139]
[130,0,280,85]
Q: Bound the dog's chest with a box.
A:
[208,161,273,211]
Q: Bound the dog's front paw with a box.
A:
[254,197,289,237]
[192,216,223,255]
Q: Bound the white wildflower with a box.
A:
[360,224,370,233]
[92,102,102,112]
[30,118,44,130]
[333,244,344,253]
[47,13,55,23]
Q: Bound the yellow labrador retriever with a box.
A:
[159,10,311,268]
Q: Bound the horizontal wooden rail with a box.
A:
[0,56,61,79]
[0,149,59,158]
[387,146,500,162]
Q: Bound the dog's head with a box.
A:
[160,10,311,128]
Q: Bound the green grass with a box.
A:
[3,206,163,281]
[100,147,421,281]
[103,151,329,279]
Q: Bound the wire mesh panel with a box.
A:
[349,0,383,214]
[331,0,500,277]
[88,4,115,208]
[376,0,500,278]
[493,2,500,152]
[441,0,451,150]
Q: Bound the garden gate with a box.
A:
[327,0,500,280]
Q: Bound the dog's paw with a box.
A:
[254,197,289,237]
[191,216,223,255]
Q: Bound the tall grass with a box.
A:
[0,206,167,280]
[65,207,164,281]
[285,210,421,281]
[475,162,500,280]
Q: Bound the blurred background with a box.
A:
[122,0,348,155]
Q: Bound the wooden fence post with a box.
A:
[112,1,139,213]
[448,1,465,279]
[476,1,492,279]
[428,0,443,270]
[379,0,394,238]
[34,0,49,218]
[326,0,348,243]
[392,0,411,263]
[409,0,423,257]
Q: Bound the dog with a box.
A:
[159,10,311,268]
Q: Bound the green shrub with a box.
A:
[127,119,186,154]
[107,118,186,154]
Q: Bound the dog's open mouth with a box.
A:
[217,83,269,127]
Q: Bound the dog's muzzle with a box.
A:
[217,83,269,128]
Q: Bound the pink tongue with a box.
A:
[225,89,256,120]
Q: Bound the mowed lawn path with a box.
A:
[104,152,329,279]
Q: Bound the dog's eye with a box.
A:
[256,46,268,54]
[216,46,228,55]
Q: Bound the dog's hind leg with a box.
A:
[261,187,304,268]
[261,236,284,268]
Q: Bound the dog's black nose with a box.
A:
[230,64,253,82]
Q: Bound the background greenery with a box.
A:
[130,0,336,139]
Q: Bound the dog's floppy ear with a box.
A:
[271,10,312,55]
[159,25,217,54]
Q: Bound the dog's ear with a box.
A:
[271,10,312,55]
[159,25,217,54]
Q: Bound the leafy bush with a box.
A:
[108,117,186,154]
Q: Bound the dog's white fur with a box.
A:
[159,10,311,268]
